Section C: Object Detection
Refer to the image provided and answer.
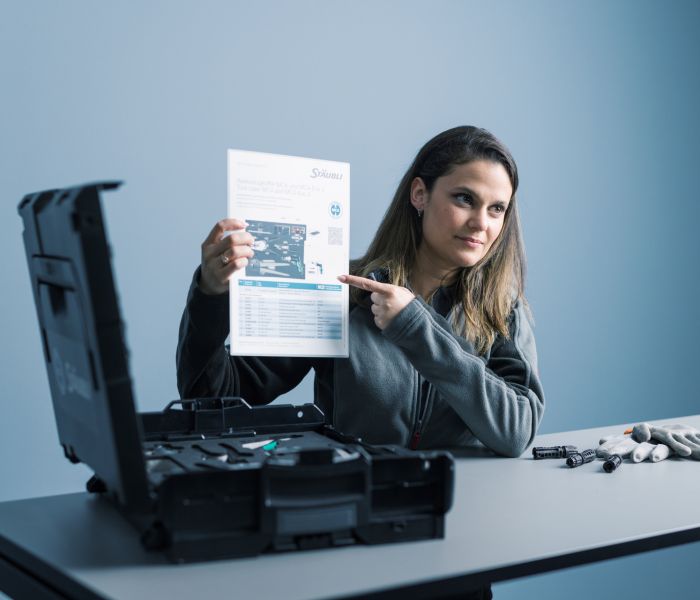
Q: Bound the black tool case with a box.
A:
[18,181,454,563]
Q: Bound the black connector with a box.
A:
[532,445,578,460]
[566,448,596,468]
[603,454,623,473]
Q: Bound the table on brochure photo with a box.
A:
[1,415,699,600]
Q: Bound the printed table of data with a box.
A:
[238,280,342,340]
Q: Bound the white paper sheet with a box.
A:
[227,149,350,357]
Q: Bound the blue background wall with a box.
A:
[1,1,698,598]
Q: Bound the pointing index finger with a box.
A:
[337,274,391,293]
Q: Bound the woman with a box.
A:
[177,126,544,458]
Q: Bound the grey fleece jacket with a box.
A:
[177,269,545,458]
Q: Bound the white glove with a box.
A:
[596,434,671,463]
[632,423,700,460]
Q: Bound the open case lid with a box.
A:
[18,182,150,513]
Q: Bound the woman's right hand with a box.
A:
[198,218,255,295]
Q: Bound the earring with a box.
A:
[417,208,423,218]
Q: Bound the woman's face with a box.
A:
[411,160,513,274]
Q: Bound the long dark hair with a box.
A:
[351,126,527,354]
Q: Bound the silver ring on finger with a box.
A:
[220,251,231,266]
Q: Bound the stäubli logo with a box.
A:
[310,168,343,180]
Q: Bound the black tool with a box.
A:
[18,182,456,563]
[566,448,596,468]
[532,445,578,460]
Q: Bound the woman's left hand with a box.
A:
[338,274,415,330]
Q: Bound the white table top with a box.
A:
[2,415,699,599]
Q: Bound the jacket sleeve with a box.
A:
[176,268,313,403]
[382,297,545,458]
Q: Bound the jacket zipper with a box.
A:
[410,376,430,450]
